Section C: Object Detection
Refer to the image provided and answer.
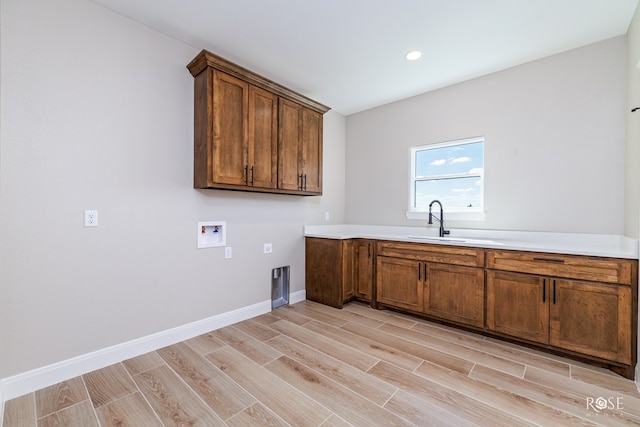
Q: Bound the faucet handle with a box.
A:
[442,229,450,236]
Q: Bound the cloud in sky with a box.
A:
[468,167,484,174]
[431,159,446,166]
[451,156,471,163]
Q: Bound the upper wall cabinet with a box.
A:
[187,50,330,196]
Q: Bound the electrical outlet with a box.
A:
[224,246,232,259]
[264,243,273,254]
[325,211,330,221]
[84,210,98,227]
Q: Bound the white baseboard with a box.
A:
[288,289,306,305]
[0,290,306,407]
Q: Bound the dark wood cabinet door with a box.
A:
[550,279,632,364]
[278,98,302,191]
[486,270,549,344]
[355,240,374,301]
[300,107,322,193]
[424,264,484,328]
[248,86,277,189]
[376,256,423,312]
[342,240,355,301]
[278,99,323,194]
[212,70,248,185]
[305,238,344,308]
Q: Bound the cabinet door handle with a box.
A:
[424,263,427,280]
[250,166,255,186]
[553,280,557,304]
[418,263,421,281]
[542,278,546,303]
[303,174,307,191]
[533,257,565,264]
[298,174,303,190]
[367,243,371,258]
[244,165,249,185]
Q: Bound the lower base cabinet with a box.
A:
[305,238,351,308]
[376,241,485,328]
[305,237,373,308]
[306,237,638,378]
[376,256,485,328]
[486,249,637,375]
[487,270,632,365]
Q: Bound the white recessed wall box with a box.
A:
[197,221,226,248]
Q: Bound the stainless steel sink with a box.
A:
[407,235,499,245]
[407,235,467,242]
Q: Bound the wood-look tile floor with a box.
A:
[4,300,640,426]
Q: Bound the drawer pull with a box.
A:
[533,257,565,264]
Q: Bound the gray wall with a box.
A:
[346,37,628,234]
[0,0,346,379]
[626,5,640,239]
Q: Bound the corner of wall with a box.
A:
[0,381,5,426]
[626,1,640,238]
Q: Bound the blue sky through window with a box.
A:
[413,139,483,210]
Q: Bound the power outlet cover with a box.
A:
[84,210,98,227]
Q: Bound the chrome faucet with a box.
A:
[428,200,450,237]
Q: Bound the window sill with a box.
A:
[406,210,486,221]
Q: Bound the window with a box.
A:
[409,137,484,216]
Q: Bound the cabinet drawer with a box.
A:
[377,241,484,267]
[486,250,635,285]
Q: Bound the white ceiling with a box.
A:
[93,0,638,115]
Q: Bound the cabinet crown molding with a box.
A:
[187,49,330,114]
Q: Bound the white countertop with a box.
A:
[303,224,639,259]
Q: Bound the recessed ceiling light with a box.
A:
[405,50,422,61]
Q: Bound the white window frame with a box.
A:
[406,136,485,221]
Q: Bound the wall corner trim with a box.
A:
[0,290,305,406]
